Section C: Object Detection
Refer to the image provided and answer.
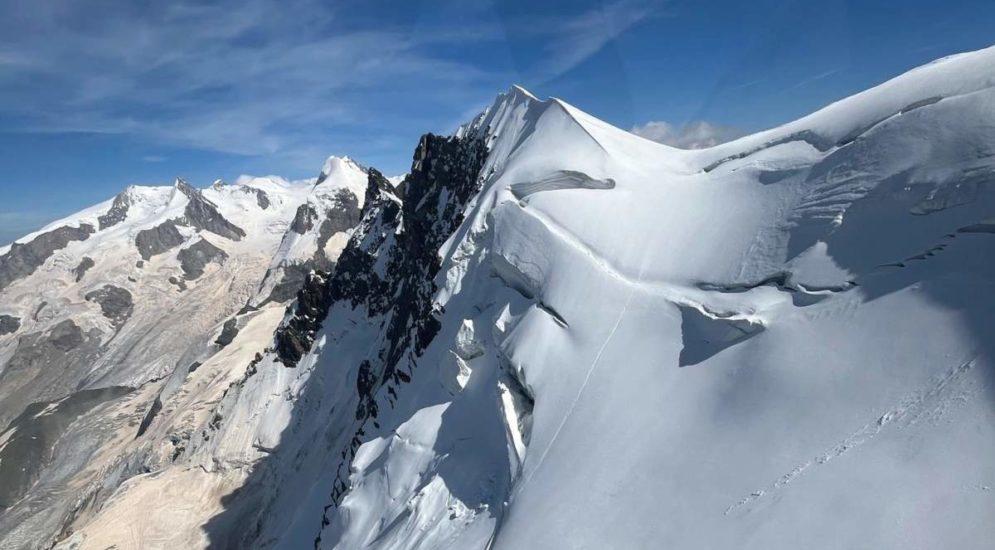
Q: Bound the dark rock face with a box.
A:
[344,135,487,426]
[262,260,333,308]
[260,189,363,306]
[73,257,95,282]
[283,134,485,373]
[135,394,163,437]
[330,134,486,369]
[0,224,95,291]
[274,270,332,367]
[290,204,318,234]
[378,134,486,366]
[298,189,361,243]
[0,315,20,335]
[84,285,134,328]
[355,360,378,420]
[135,220,185,260]
[253,188,270,209]
[48,319,85,351]
[177,238,228,280]
[0,319,104,429]
[215,318,239,347]
[324,190,362,236]
[314,132,488,534]
[175,179,246,241]
[265,263,312,304]
[208,127,490,548]
[326,172,401,312]
[0,386,132,508]
[98,191,131,230]
[168,276,187,292]
[133,181,247,260]
[315,189,362,264]
[274,170,402,367]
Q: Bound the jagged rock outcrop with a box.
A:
[175,179,246,241]
[131,181,249,261]
[0,319,104,429]
[0,315,20,335]
[135,220,185,260]
[255,160,366,306]
[252,188,271,209]
[273,169,395,369]
[273,168,400,368]
[0,224,95,291]
[214,318,239,347]
[72,257,95,282]
[290,204,318,234]
[84,285,134,328]
[181,134,491,549]
[324,169,400,311]
[98,191,132,230]
[177,238,228,280]
[274,269,333,366]
[302,133,488,540]
[315,189,362,267]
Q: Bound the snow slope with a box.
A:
[253,156,367,305]
[33,46,995,549]
[0,159,368,549]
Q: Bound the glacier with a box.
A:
[0,157,368,548]
[2,46,995,549]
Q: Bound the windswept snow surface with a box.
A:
[29,46,995,550]
[311,47,995,549]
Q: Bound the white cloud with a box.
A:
[630,120,744,149]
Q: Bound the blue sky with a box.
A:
[1,0,994,244]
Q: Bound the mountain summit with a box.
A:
[2,46,995,550]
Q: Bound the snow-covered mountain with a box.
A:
[5,45,995,549]
[0,157,367,548]
[253,156,368,306]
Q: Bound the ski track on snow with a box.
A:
[725,358,977,516]
[520,273,639,490]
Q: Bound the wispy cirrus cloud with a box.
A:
[521,0,663,83]
[786,68,842,91]
[0,0,666,173]
[0,0,506,165]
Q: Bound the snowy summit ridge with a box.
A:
[1,46,995,550]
